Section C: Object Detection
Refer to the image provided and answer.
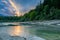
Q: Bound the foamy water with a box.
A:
[0,22,45,40]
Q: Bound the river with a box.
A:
[0,22,45,40]
[0,21,60,40]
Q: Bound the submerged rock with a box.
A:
[10,36,26,40]
[0,37,3,40]
[0,33,26,40]
[27,35,45,40]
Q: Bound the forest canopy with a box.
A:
[0,0,60,22]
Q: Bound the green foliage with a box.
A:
[20,0,60,21]
[0,16,21,22]
[0,0,60,22]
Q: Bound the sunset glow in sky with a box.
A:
[9,0,21,16]
[0,0,42,16]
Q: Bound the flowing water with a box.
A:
[0,22,45,40]
[0,21,60,40]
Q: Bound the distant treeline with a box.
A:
[0,0,60,22]
[0,16,21,22]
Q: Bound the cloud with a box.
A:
[0,0,42,16]
[8,0,23,16]
[2,0,8,4]
[12,0,41,15]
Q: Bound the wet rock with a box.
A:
[0,33,26,40]
[10,36,26,40]
[0,37,3,40]
[0,33,11,40]
[27,35,45,40]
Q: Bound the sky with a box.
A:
[0,0,43,16]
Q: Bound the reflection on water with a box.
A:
[0,25,30,37]
[8,26,30,37]
[0,23,45,40]
[9,26,23,36]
